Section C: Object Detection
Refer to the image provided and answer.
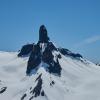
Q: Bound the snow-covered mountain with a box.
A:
[0,25,100,100]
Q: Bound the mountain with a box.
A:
[0,25,100,100]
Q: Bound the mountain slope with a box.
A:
[0,25,100,100]
[0,51,100,100]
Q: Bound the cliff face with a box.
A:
[17,25,84,99]
[26,25,62,76]
[39,25,49,43]
[18,25,83,76]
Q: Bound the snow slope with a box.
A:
[0,51,100,100]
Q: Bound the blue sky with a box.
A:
[0,0,100,63]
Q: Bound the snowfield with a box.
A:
[0,51,100,100]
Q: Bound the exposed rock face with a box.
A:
[0,80,7,94]
[0,87,7,94]
[26,44,41,74]
[21,74,46,99]
[58,48,83,59]
[42,43,62,76]
[31,74,43,97]
[39,25,49,43]
[21,94,27,100]
[18,44,34,57]
[26,25,62,76]
[26,41,62,76]
[18,25,84,77]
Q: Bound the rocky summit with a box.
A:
[39,25,50,43]
[18,25,83,77]
[15,25,86,99]
[18,25,62,76]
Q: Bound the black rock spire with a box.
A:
[39,25,49,43]
[18,25,62,76]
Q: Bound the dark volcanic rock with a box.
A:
[21,94,27,100]
[26,26,62,76]
[47,42,57,51]
[35,74,42,82]
[39,25,49,43]
[26,44,41,74]
[58,48,71,55]
[50,81,55,86]
[29,96,34,100]
[31,75,42,97]
[48,58,62,76]
[72,53,83,58]
[41,90,45,96]
[42,45,54,64]
[57,54,62,59]
[18,44,34,57]
[58,48,83,58]
[26,42,62,76]
[0,87,7,94]
[41,42,62,76]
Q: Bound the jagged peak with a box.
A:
[17,25,84,77]
[39,25,50,43]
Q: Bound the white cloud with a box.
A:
[74,35,100,47]
[85,36,100,44]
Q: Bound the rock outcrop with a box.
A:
[26,44,41,74]
[18,25,83,77]
[58,48,83,59]
[38,25,49,43]
[18,44,34,57]
[26,25,62,76]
